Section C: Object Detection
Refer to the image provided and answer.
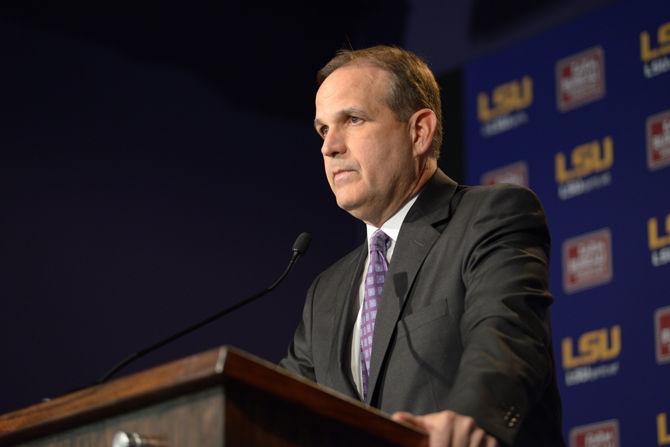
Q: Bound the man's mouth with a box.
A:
[333,169,356,183]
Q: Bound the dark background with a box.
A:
[0,0,612,414]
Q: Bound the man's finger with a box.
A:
[391,411,414,422]
[467,427,485,447]
[430,412,455,447]
[451,415,476,447]
[391,411,427,430]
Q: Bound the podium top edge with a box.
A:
[0,346,427,447]
[0,346,230,441]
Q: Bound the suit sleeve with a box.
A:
[278,275,319,382]
[444,185,558,446]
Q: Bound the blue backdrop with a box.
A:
[464,0,670,444]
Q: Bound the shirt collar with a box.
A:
[365,193,420,244]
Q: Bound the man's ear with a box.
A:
[409,108,437,157]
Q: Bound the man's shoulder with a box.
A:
[453,182,545,215]
[416,170,544,221]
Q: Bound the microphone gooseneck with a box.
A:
[96,232,312,385]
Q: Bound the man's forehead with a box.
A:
[315,64,391,114]
[319,63,390,95]
[334,60,389,79]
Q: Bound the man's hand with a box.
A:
[392,410,499,447]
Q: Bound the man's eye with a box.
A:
[320,126,329,137]
[350,116,361,124]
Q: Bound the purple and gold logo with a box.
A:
[555,136,613,200]
[641,20,670,78]
[648,213,670,267]
[659,412,670,445]
[477,76,533,137]
[561,325,621,386]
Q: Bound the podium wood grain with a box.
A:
[0,347,428,447]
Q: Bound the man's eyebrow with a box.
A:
[341,107,369,118]
[313,108,370,128]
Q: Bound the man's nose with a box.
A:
[321,128,346,157]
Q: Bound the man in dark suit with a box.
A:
[280,46,564,447]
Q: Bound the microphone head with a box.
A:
[292,232,312,256]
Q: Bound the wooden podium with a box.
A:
[0,346,427,446]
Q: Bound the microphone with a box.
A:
[292,231,312,256]
[96,232,312,384]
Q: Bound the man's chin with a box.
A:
[335,196,363,216]
[335,197,357,213]
[336,198,377,224]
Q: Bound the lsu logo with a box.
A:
[477,76,533,122]
[640,20,670,78]
[477,76,532,137]
[647,109,670,170]
[641,20,670,62]
[569,419,619,447]
[555,136,613,199]
[562,325,621,386]
[562,325,621,369]
[656,306,670,364]
[480,161,529,187]
[562,228,613,294]
[648,214,670,250]
[649,213,670,267]
[659,412,670,445]
[556,46,606,112]
[555,136,613,183]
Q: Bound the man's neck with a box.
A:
[365,159,437,228]
[365,193,420,243]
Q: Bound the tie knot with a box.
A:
[369,230,391,255]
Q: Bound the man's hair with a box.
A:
[317,45,443,158]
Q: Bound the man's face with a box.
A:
[314,64,419,226]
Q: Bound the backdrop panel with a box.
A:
[464,0,670,444]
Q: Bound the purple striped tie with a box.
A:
[360,230,391,399]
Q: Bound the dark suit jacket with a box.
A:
[280,169,565,446]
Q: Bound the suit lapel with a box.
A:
[365,170,459,404]
[326,243,367,398]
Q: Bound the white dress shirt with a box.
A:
[350,194,419,398]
